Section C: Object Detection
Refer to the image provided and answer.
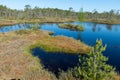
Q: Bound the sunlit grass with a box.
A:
[28,36,90,54]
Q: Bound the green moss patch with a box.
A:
[28,36,91,54]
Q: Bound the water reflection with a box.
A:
[0,23,41,33]
[91,23,115,32]
[77,32,82,41]
[0,27,4,33]
[92,23,97,32]
[106,24,112,31]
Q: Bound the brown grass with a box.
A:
[0,30,57,80]
[0,17,76,27]
[0,19,18,27]
[113,76,120,80]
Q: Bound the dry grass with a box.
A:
[0,17,76,27]
[86,19,120,25]
[0,19,18,27]
[0,30,57,80]
[23,17,76,23]
[113,76,120,80]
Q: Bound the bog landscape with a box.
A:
[0,0,120,80]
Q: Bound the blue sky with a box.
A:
[0,0,119,12]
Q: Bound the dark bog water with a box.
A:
[0,22,120,73]
[32,48,79,75]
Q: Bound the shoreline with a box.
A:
[0,18,75,27]
[85,19,120,25]
[1,18,120,27]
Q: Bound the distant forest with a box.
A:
[0,5,120,23]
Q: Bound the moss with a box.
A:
[28,36,91,54]
[58,23,85,31]
[24,45,41,64]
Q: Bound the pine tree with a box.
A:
[74,39,116,80]
[78,8,85,23]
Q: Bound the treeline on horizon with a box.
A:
[0,5,120,23]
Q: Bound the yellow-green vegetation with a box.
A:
[58,23,85,31]
[28,36,90,54]
[29,23,40,30]
[78,8,85,23]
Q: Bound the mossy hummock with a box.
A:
[58,23,85,31]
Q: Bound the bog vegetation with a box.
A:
[58,23,85,31]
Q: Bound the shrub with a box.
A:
[78,8,85,23]
[75,25,85,31]
[59,70,80,80]
[58,23,85,31]
[30,23,40,30]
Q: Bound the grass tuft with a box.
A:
[58,23,85,31]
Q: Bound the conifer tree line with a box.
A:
[0,5,120,22]
[0,5,77,19]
